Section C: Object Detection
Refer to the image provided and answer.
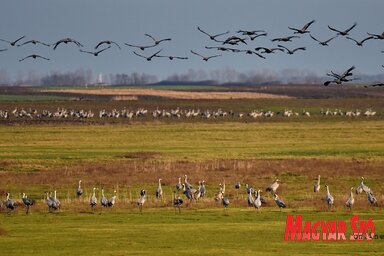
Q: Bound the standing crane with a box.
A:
[176,177,182,191]
[107,190,117,207]
[367,190,378,207]
[325,185,334,211]
[356,177,370,194]
[345,187,355,210]
[266,178,280,194]
[90,187,97,210]
[5,192,18,213]
[21,193,35,215]
[137,189,146,213]
[273,194,286,211]
[173,191,183,214]
[156,178,163,199]
[76,180,83,198]
[247,187,254,207]
[254,190,262,212]
[100,188,108,207]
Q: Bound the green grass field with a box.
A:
[0,117,383,255]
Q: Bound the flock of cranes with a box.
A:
[1,175,379,215]
[1,20,383,86]
[0,107,379,121]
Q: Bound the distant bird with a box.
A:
[288,19,315,34]
[5,192,18,213]
[222,196,230,208]
[367,32,384,40]
[0,35,25,46]
[21,193,35,215]
[137,189,146,213]
[95,40,121,50]
[197,26,230,41]
[239,49,266,59]
[328,22,357,36]
[367,190,378,207]
[0,48,7,52]
[271,35,300,42]
[249,33,268,41]
[314,175,321,193]
[266,178,280,194]
[76,180,83,198]
[133,49,162,61]
[156,55,188,60]
[145,33,172,45]
[247,188,254,206]
[124,42,156,51]
[237,29,265,36]
[173,191,183,213]
[324,65,356,86]
[190,50,221,61]
[254,190,262,211]
[345,187,355,210]
[17,39,50,47]
[205,46,241,52]
[52,37,83,50]
[222,36,247,45]
[100,189,108,207]
[79,46,111,56]
[184,174,193,190]
[277,45,306,55]
[346,36,374,46]
[90,187,97,210]
[365,82,384,88]
[309,34,338,46]
[273,194,286,211]
[52,190,61,210]
[199,180,206,197]
[325,185,334,210]
[355,177,370,194]
[176,177,182,191]
[45,192,54,212]
[255,47,284,54]
[156,178,163,199]
[107,190,117,207]
[19,54,50,62]
[234,182,241,189]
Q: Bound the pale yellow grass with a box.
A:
[46,88,293,99]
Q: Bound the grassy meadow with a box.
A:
[0,112,383,254]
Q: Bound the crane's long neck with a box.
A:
[158,179,162,188]
[54,191,57,199]
[178,177,181,184]
[326,186,330,195]
[350,190,354,199]
[92,188,96,197]
[317,176,321,185]
[6,193,9,200]
[78,181,81,188]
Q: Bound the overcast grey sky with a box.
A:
[0,0,383,81]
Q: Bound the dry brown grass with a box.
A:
[45,89,293,100]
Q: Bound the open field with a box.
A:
[0,88,383,255]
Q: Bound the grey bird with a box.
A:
[176,177,182,191]
[133,49,162,61]
[52,37,83,50]
[80,46,111,56]
[197,26,230,41]
[145,33,172,45]
[254,190,262,211]
[95,40,121,50]
[17,39,50,47]
[367,190,378,207]
[309,34,338,46]
[21,193,35,215]
[346,36,374,46]
[271,35,300,42]
[5,192,18,213]
[76,180,83,198]
[325,185,334,210]
[345,187,355,210]
[367,32,384,40]
[249,33,268,41]
[137,189,146,213]
[288,19,315,34]
[356,177,370,194]
[266,178,280,194]
[239,49,266,59]
[205,46,241,52]
[124,42,156,51]
[19,54,50,62]
[173,191,183,214]
[328,22,357,36]
[273,194,286,211]
[107,190,117,207]
[156,178,163,199]
[255,47,284,54]
[277,45,306,55]
[90,187,97,210]
[0,35,25,46]
[100,189,108,207]
[156,55,188,60]
[324,65,356,86]
[190,50,221,61]
[222,196,230,208]
[234,181,241,189]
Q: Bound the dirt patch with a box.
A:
[0,227,8,236]
[44,89,293,100]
